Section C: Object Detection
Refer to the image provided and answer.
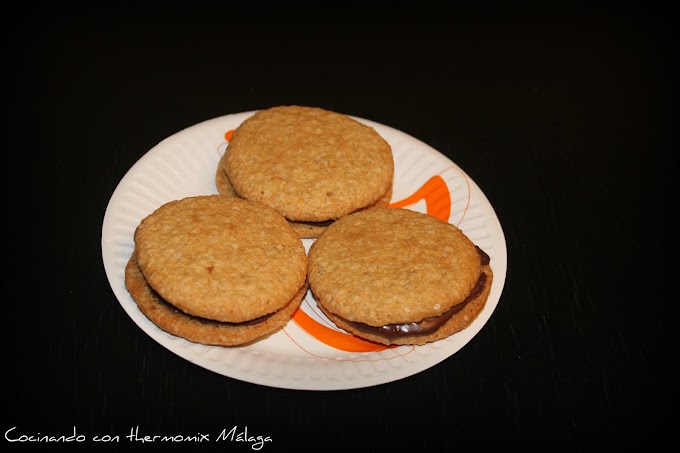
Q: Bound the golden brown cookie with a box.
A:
[216,153,393,238]
[215,152,238,197]
[127,195,308,346]
[307,207,493,346]
[125,253,307,346]
[222,106,394,232]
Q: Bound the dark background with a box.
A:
[3,4,676,451]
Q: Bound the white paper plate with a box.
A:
[101,111,507,391]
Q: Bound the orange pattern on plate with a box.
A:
[389,175,451,222]
[291,307,390,352]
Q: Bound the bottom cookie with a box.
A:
[125,253,306,347]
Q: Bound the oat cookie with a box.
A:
[307,207,493,346]
[125,254,307,346]
[215,152,238,197]
[217,152,392,238]
[127,195,308,345]
[222,106,394,233]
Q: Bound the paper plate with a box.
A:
[101,111,507,390]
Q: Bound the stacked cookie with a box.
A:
[215,105,394,238]
[126,106,493,348]
[307,207,493,346]
[125,195,308,346]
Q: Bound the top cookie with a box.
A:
[307,207,484,326]
[133,195,308,323]
[216,150,393,239]
[224,106,394,222]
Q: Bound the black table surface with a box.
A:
[3,5,676,452]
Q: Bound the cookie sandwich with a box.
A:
[307,207,493,346]
[216,105,394,238]
[125,195,308,346]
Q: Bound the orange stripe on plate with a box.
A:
[291,307,390,353]
[389,175,451,222]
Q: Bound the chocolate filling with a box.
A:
[295,219,335,228]
[476,246,490,266]
[151,286,274,326]
[344,246,490,340]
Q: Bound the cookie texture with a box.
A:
[307,207,493,346]
[317,266,492,346]
[125,253,307,346]
[215,152,238,197]
[216,136,393,238]
[223,105,394,223]
[131,195,307,325]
